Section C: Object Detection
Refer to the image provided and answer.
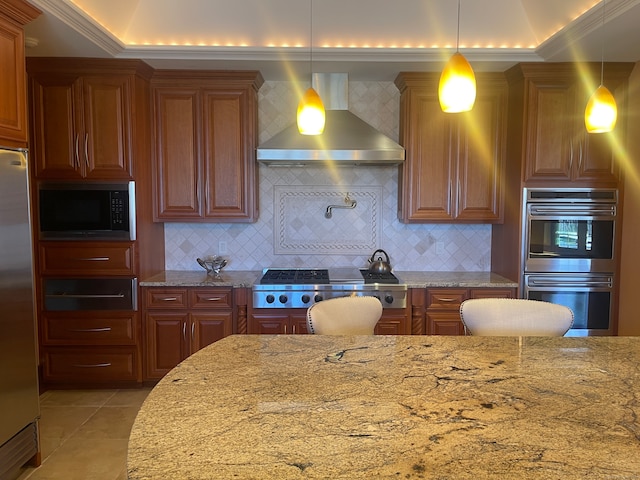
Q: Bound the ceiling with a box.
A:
[22,0,640,81]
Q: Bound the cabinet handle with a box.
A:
[292,324,297,334]
[435,296,456,302]
[578,141,583,171]
[75,134,80,168]
[68,327,112,333]
[84,133,89,168]
[283,325,287,334]
[73,363,112,368]
[159,297,178,301]
[75,257,110,261]
[183,322,186,340]
[569,138,574,171]
[191,322,195,342]
[202,296,223,301]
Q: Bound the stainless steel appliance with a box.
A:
[38,181,136,240]
[252,267,407,309]
[0,148,40,478]
[524,273,614,336]
[43,278,138,311]
[522,188,619,336]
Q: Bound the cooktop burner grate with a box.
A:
[259,269,330,285]
[360,270,400,284]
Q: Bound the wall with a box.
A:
[617,62,640,335]
[164,80,492,272]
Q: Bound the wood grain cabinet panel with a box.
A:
[395,72,507,223]
[151,71,263,222]
[509,63,633,187]
[142,286,234,380]
[27,63,139,180]
[0,1,39,147]
[38,242,135,276]
[41,312,137,345]
[43,347,139,385]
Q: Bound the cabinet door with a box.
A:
[29,74,82,179]
[81,75,133,179]
[0,15,27,146]
[290,313,310,335]
[191,312,233,353]
[201,88,256,221]
[427,312,466,335]
[523,76,576,183]
[456,76,506,222]
[145,312,189,379]
[153,88,202,219]
[399,84,456,222]
[375,311,410,335]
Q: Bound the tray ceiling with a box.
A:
[23,0,640,80]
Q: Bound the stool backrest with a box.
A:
[307,296,383,335]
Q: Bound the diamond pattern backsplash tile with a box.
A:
[165,79,492,272]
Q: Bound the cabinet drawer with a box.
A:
[427,289,468,309]
[189,288,232,309]
[41,312,137,345]
[39,242,135,275]
[470,288,516,299]
[144,288,188,309]
[42,347,139,384]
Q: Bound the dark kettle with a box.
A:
[368,249,392,274]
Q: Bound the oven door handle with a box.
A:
[528,278,613,288]
[528,205,616,217]
[46,292,127,299]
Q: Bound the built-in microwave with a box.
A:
[38,181,136,241]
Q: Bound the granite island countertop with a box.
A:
[128,335,640,479]
[139,270,517,289]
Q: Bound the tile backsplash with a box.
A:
[164,79,492,272]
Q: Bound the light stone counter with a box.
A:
[139,270,517,289]
[128,335,640,479]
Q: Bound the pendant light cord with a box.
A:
[456,0,461,52]
[309,0,314,85]
[600,0,605,85]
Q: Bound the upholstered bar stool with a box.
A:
[307,296,383,335]
[460,298,574,336]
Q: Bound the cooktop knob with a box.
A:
[384,294,394,305]
[279,294,288,304]
[301,294,311,304]
[314,294,324,303]
[266,295,275,304]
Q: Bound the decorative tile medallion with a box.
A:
[274,186,382,254]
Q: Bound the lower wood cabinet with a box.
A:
[143,287,234,380]
[247,308,411,335]
[426,287,516,335]
[39,311,142,387]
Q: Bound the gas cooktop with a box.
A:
[258,268,400,285]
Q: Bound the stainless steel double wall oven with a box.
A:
[521,188,619,335]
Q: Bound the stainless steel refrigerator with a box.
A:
[0,148,40,479]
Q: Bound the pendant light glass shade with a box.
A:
[439,52,476,113]
[585,85,617,133]
[584,0,616,133]
[297,87,325,135]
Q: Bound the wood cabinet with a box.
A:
[151,70,263,222]
[38,242,136,276]
[248,307,411,335]
[426,287,516,335]
[394,72,507,223]
[27,59,153,180]
[0,0,40,147]
[143,287,234,380]
[507,63,634,187]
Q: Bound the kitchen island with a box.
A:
[128,335,640,479]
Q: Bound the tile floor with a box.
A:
[16,388,152,480]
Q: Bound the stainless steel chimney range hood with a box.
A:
[257,73,405,166]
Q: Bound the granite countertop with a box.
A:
[139,270,518,289]
[128,335,640,479]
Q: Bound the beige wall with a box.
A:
[618,62,640,335]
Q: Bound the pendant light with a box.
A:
[585,0,617,133]
[439,0,476,113]
[297,0,325,135]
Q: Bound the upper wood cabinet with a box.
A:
[0,0,40,147]
[395,72,507,223]
[507,63,634,187]
[151,70,263,222]
[27,58,153,180]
